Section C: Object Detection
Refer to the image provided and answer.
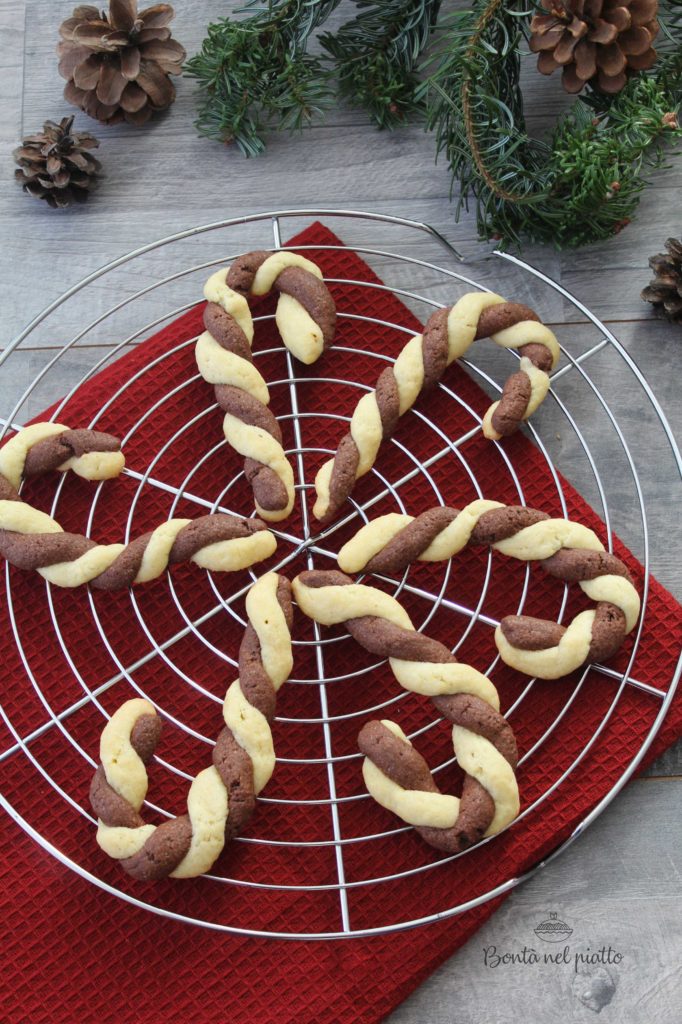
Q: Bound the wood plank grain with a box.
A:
[0,1,25,169]
[387,778,682,1023]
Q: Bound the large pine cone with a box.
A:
[641,238,682,322]
[57,1,186,126]
[13,116,101,208]
[529,0,659,94]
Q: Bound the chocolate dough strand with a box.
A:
[196,252,336,523]
[91,573,294,880]
[313,297,560,524]
[293,570,520,855]
[337,501,640,680]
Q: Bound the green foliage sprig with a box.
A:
[418,0,682,247]
[320,0,443,129]
[186,0,682,248]
[185,0,342,156]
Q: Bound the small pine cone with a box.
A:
[530,0,659,95]
[641,239,682,322]
[57,1,186,126]
[13,116,101,208]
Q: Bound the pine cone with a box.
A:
[13,116,101,208]
[57,1,186,126]
[529,0,659,94]
[641,239,682,322]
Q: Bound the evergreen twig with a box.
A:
[186,0,682,249]
[321,0,443,128]
[418,0,682,247]
[185,0,342,156]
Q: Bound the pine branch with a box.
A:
[419,2,546,218]
[185,0,682,248]
[321,0,443,128]
[544,68,682,247]
[418,0,682,247]
[185,0,342,156]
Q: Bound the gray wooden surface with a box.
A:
[1,2,680,1021]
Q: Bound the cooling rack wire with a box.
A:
[0,210,680,939]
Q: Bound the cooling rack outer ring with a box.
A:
[0,208,680,941]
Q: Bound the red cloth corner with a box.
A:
[1,223,681,1024]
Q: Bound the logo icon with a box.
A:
[534,912,573,943]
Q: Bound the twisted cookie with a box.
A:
[197,251,336,522]
[338,501,640,680]
[91,572,294,879]
[0,498,276,588]
[0,422,276,587]
[293,570,519,853]
[313,295,559,523]
[0,421,124,489]
[227,250,337,364]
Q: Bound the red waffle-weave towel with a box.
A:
[1,224,681,1024]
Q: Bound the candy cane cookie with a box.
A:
[91,572,294,879]
[197,251,336,522]
[0,421,125,489]
[226,250,337,364]
[338,502,640,680]
[0,422,276,587]
[292,570,519,852]
[313,297,559,523]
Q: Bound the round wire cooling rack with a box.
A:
[0,209,681,941]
